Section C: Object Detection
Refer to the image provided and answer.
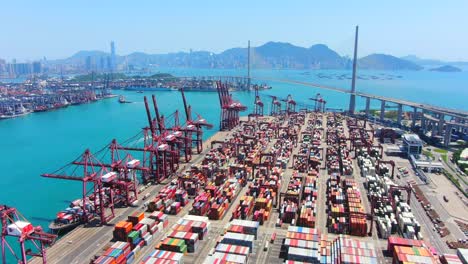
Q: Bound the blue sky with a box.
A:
[1,0,467,61]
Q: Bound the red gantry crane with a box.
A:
[179,89,213,154]
[90,140,152,206]
[216,81,247,130]
[269,95,281,116]
[144,96,179,180]
[309,93,327,113]
[281,94,296,114]
[42,149,116,225]
[1,205,56,264]
[249,84,264,119]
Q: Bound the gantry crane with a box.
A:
[89,140,152,205]
[216,81,247,130]
[42,149,116,225]
[179,89,213,154]
[281,94,296,114]
[249,84,264,119]
[1,205,57,264]
[144,96,179,176]
[309,93,326,113]
[269,95,281,116]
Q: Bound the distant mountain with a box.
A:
[401,55,468,71]
[249,42,349,69]
[400,55,444,66]
[429,65,462,72]
[358,54,423,71]
[49,42,351,70]
[46,42,468,71]
[71,50,110,59]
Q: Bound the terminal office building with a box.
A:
[402,134,423,156]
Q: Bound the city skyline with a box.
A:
[1,1,467,62]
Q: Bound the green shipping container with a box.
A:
[128,231,139,241]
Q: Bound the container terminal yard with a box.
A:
[0,75,269,119]
[1,75,467,264]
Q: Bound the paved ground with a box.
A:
[377,133,463,254]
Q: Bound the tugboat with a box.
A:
[118,95,131,103]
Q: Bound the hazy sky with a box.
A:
[1,0,467,62]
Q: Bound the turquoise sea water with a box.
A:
[0,68,467,261]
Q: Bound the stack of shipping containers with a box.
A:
[94,211,169,264]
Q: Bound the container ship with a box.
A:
[48,198,94,233]
[0,104,32,119]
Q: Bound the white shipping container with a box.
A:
[209,252,247,264]
[127,159,140,168]
[6,221,33,236]
[144,233,152,245]
[102,172,117,183]
[157,222,164,232]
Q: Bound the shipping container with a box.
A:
[215,243,250,257]
[204,252,247,264]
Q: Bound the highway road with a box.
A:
[246,76,468,119]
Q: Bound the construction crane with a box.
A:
[1,205,57,264]
[42,149,116,225]
[309,93,327,113]
[216,81,247,130]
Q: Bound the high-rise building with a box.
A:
[106,56,111,70]
[85,56,92,71]
[110,41,116,71]
[100,57,105,71]
[11,63,32,76]
[0,59,6,75]
[32,61,41,74]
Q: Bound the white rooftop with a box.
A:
[403,134,423,145]
[461,148,468,161]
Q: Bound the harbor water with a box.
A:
[0,68,467,232]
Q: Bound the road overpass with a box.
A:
[244,75,467,147]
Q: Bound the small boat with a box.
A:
[118,95,131,103]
